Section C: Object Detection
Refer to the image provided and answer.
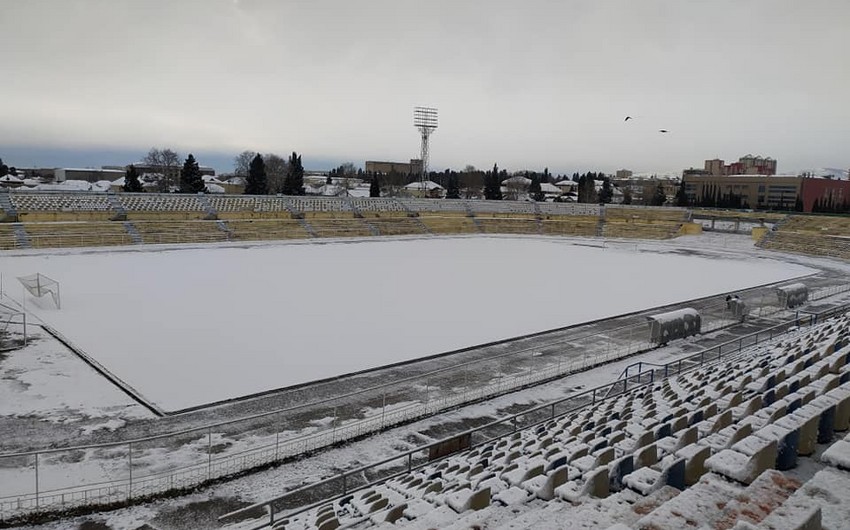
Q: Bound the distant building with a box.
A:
[699,155,777,177]
[54,168,125,183]
[365,159,423,176]
[102,164,216,183]
[615,169,633,180]
[402,180,444,198]
[682,173,850,212]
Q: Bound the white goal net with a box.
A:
[18,273,61,309]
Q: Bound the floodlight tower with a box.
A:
[413,106,438,189]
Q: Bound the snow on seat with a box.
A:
[555,465,610,502]
[705,435,777,485]
[700,421,753,452]
[675,442,712,486]
[622,455,686,495]
[775,407,821,457]
[520,464,569,501]
[821,432,850,471]
[753,423,800,471]
[499,461,544,487]
[445,486,491,513]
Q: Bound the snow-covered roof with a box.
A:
[202,175,223,183]
[206,183,225,193]
[540,183,561,193]
[502,176,532,186]
[403,180,443,190]
[554,179,576,187]
[226,176,247,185]
[0,175,22,182]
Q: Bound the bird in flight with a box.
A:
[659,129,669,133]
[624,116,632,121]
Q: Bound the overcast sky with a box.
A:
[1,0,848,174]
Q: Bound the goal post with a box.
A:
[18,273,61,309]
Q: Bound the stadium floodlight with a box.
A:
[413,106,438,188]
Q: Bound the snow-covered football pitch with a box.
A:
[1,236,813,411]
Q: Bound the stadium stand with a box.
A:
[132,220,230,245]
[7,190,850,253]
[539,216,600,237]
[758,215,850,260]
[0,223,18,250]
[117,194,207,220]
[350,198,409,217]
[225,219,313,241]
[23,222,134,248]
[223,311,850,530]
[10,192,117,222]
[475,217,541,235]
[602,206,687,240]
[367,217,430,237]
[207,196,291,219]
[418,214,480,235]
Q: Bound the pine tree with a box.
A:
[0,158,8,177]
[529,175,544,201]
[542,167,550,184]
[484,163,502,200]
[179,154,206,193]
[652,183,667,206]
[123,164,144,193]
[370,174,381,197]
[675,180,689,207]
[282,152,305,195]
[244,153,268,195]
[598,178,613,204]
[446,173,460,199]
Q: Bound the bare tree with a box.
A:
[233,150,256,178]
[265,153,288,194]
[143,147,180,192]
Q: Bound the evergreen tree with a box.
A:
[675,180,689,207]
[651,183,667,206]
[622,188,633,205]
[529,175,544,201]
[370,174,381,197]
[282,152,305,195]
[542,167,550,184]
[179,154,206,193]
[245,153,269,195]
[0,158,8,177]
[598,178,613,204]
[123,164,144,193]
[583,175,598,203]
[446,173,460,199]
[794,196,804,212]
[484,163,502,200]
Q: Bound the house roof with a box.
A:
[403,180,444,190]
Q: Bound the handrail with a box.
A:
[219,304,848,527]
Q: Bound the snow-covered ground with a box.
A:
[0,236,814,411]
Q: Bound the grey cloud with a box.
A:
[1,0,848,173]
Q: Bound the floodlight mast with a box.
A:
[413,107,438,191]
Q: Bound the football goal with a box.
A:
[18,273,61,309]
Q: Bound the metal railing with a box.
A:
[219,304,849,529]
[0,283,843,523]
